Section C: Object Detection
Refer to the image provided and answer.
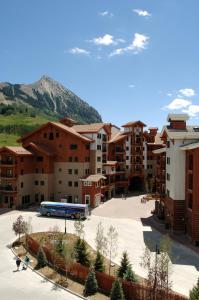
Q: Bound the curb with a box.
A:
[11,246,87,300]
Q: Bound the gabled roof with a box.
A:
[27,142,55,157]
[160,125,199,140]
[72,123,108,133]
[153,147,166,154]
[122,120,146,128]
[81,174,106,182]
[180,142,199,151]
[108,132,126,143]
[18,122,92,143]
[0,146,33,156]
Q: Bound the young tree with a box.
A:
[37,248,47,268]
[74,238,90,267]
[107,225,118,275]
[190,278,199,300]
[118,251,130,279]
[124,265,138,283]
[84,270,98,296]
[95,221,107,256]
[94,251,105,273]
[110,278,125,300]
[74,220,85,239]
[12,215,28,242]
[62,243,74,285]
[140,236,172,299]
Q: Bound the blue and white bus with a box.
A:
[39,201,89,219]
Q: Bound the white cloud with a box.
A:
[165,98,191,110]
[129,84,135,88]
[69,47,90,55]
[179,88,196,97]
[167,93,172,97]
[109,33,149,56]
[182,105,199,117]
[133,9,151,17]
[99,11,114,17]
[90,34,124,46]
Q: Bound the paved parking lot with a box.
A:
[0,194,199,298]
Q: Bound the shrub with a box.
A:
[110,278,125,300]
[190,278,199,300]
[37,248,47,268]
[118,251,130,279]
[84,270,98,296]
[94,251,105,272]
[74,238,90,267]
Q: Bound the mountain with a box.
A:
[0,75,102,124]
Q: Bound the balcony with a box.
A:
[0,185,17,192]
[0,160,16,166]
[102,147,107,153]
[0,174,16,180]
[115,148,125,153]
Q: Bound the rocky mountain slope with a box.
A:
[0,75,102,124]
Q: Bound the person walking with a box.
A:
[23,255,30,270]
[16,256,21,271]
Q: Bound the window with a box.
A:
[126,156,129,160]
[74,169,78,175]
[74,157,78,162]
[40,181,44,186]
[188,174,193,190]
[97,133,101,139]
[167,157,170,165]
[188,194,193,209]
[74,196,79,203]
[85,195,90,205]
[68,157,72,162]
[68,169,72,174]
[44,133,47,138]
[35,194,39,202]
[59,180,62,184]
[189,155,193,170]
[74,181,78,187]
[166,173,170,181]
[166,140,170,148]
[97,145,101,150]
[126,165,129,169]
[97,168,101,174]
[126,146,129,151]
[85,169,90,175]
[49,132,54,140]
[70,144,78,150]
[84,181,92,186]
[166,189,170,197]
[21,169,24,175]
[58,168,62,172]
[21,182,24,188]
[68,181,72,187]
[37,156,43,162]
[56,132,60,138]
[35,181,38,186]
[40,194,44,202]
[20,157,24,162]
[85,144,90,150]
[97,156,101,162]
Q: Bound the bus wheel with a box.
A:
[46,212,51,217]
[71,215,75,219]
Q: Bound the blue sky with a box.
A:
[0,0,199,129]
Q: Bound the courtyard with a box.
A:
[0,194,199,298]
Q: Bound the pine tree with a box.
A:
[94,251,105,272]
[37,248,47,268]
[190,278,199,300]
[74,238,90,267]
[124,265,138,283]
[110,278,125,300]
[84,270,98,296]
[117,251,130,278]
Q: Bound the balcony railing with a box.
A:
[0,160,16,165]
[0,174,16,179]
[0,185,17,192]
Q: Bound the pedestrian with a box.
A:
[16,256,21,271]
[121,194,124,199]
[23,255,30,270]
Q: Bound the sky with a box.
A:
[0,0,199,129]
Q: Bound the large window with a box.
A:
[166,173,170,181]
[167,157,170,165]
[188,194,193,209]
[189,154,193,170]
[85,195,90,205]
[70,144,78,150]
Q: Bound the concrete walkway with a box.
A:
[0,212,80,300]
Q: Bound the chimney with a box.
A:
[167,114,189,130]
[59,117,78,127]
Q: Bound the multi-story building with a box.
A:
[0,117,160,209]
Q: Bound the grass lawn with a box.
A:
[0,133,20,146]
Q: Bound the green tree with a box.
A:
[110,278,125,300]
[37,248,47,268]
[118,251,130,278]
[84,270,98,296]
[124,265,138,283]
[94,251,105,273]
[190,278,199,300]
[74,238,90,267]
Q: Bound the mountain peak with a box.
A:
[39,75,55,83]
